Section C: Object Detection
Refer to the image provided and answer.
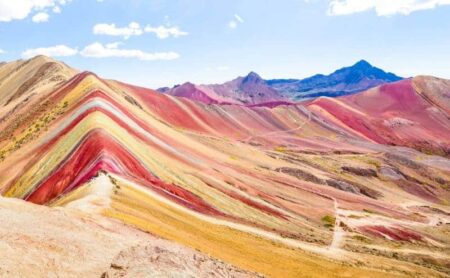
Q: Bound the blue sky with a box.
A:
[0,0,449,88]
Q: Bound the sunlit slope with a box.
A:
[307,78,450,155]
[0,55,77,108]
[0,194,256,278]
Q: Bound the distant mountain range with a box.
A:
[267,60,403,100]
[158,71,287,105]
[160,60,403,105]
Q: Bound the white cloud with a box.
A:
[22,45,78,58]
[80,42,179,61]
[93,21,188,39]
[32,12,49,23]
[0,49,5,54]
[228,14,244,29]
[52,6,61,13]
[327,0,450,16]
[93,22,143,39]
[20,42,180,62]
[0,0,69,22]
[144,25,188,39]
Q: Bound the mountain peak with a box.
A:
[27,55,59,65]
[0,55,78,106]
[352,59,372,69]
[268,60,403,99]
[182,81,196,87]
[242,71,264,84]
[246,71,261,78]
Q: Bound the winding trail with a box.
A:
[329,198,345,252]
[110,173,352,258]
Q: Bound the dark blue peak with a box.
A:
[352,59,372,69]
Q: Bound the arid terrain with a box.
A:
[0,56,449,277]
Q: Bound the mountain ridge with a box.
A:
[206,71,287,104]
[161,60,403,105]
[267,59,403,99]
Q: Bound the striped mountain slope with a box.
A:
[0,57,449,277]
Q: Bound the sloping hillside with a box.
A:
[0,56,449,277]
[0,55,77,107]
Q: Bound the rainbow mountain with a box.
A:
[0,56,449,277]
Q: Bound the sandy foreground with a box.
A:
[0,196,256,278]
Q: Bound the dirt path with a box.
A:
[329,198,345,252]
